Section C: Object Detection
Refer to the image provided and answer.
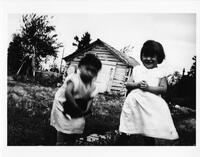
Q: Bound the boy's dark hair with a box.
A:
[140,40,165,64]
[78,53,102,72]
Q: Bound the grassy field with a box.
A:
[7,78,196,146]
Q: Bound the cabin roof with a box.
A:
[63,39,139,67]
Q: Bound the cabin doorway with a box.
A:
[95,65,115,93]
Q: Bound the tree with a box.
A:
[49,62,59,73]
[166,56,196,109]
[168,71,182,86]
[120,45,134,54]
[7,34,25,75]
[72,32,91,50]
[8,13,63,76]
[187,56,196,78]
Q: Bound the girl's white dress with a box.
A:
[119,65,179,140]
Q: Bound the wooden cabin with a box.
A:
[63,39,139,94]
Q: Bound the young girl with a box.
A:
[118,40,179,145]
[50,53,102,145]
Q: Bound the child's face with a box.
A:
[79,65,98,83]
[141,54,158,69]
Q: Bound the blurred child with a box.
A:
[118,40,179,145]
[50,53,102,145]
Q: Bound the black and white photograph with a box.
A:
[1,0,200,157]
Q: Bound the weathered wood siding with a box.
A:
[110,64,130,92]
[64,44,131,93]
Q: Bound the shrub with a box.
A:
[35,71,62,87]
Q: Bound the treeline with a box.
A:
[165,56,196,109]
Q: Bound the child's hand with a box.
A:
[139,80,149,91]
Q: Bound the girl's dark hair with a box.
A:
[140,40,165,64]
[79,53,102,72]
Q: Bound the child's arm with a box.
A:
[140,77,167,95]
[64,80,82,113]
[82,98,93,116]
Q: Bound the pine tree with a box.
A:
[72,32,91,50]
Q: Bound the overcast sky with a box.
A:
[8,13,196,74]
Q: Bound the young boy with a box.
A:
[50,53,102,145]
